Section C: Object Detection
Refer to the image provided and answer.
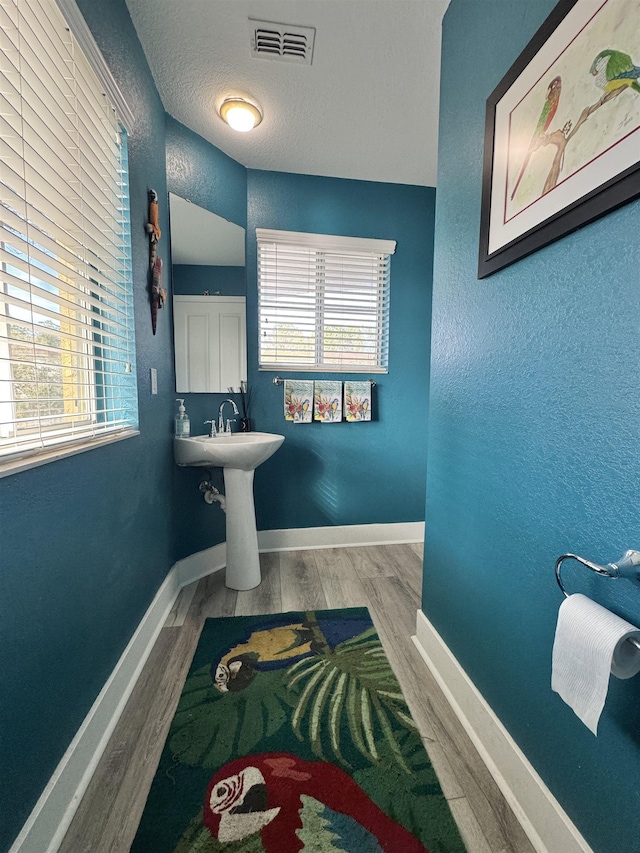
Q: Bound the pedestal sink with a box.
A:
[174,432,284,590]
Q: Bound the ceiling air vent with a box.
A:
[249,19,315,65]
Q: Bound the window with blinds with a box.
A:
[0,0,136,465]
[257,229,395,372]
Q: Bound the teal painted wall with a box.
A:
[166,148,435,551]
[165,116,248,559]
[425,2,640,851]
[1,9,436,847]
[165,115,247,229]
[247,171,435,531]
[173,265,245,297]
[0,1,176,848]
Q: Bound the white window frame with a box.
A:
[0,0,137,476]
[257,229,395,373]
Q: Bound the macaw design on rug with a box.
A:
[131,608,466,853]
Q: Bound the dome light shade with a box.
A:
[219,98,263,132]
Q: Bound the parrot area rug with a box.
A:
[131,608,467,853]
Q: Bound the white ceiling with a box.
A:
[124,0,449,187]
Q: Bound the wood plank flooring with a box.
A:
[59,544,535,853]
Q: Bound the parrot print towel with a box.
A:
[131,609,467,853]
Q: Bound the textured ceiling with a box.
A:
[124,0,449,187]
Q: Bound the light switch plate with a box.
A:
[150,368,158,395]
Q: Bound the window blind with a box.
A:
[0,0,137,463]
[256,229,395,372]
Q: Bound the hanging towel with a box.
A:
[314,381,343,422]
[284,380,313,423]
[344,380,372,421]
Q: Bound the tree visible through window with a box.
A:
[0,0,136,464]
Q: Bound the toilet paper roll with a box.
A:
[551,593,640,735]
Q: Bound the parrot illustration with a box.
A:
[213,622,314,692]
[510,76,562,201]
[202,752,432,852]
[212,613,373,693]
[590,49,640,95]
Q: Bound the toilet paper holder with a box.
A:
[556,550,640,650]
[555,550,640,597]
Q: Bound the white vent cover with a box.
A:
[249,19,315,65]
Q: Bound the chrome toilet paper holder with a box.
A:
[555,550,640,650]
[555,550,640,597]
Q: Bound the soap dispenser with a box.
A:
[175,399,190,437]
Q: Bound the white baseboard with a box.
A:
[10,565,182,853]
[11,524,420,853]
[257,521,424,552]
[10,543,228,853]
[413,610,593,853]
[174,542,226,587]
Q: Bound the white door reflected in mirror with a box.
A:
[169,193,247,393]
[173,295,246,393]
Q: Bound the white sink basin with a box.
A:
[174,432,284,471]
[174,431,285,592]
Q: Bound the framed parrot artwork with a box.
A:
[478,0,640,278]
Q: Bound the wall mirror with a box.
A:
[169,193,247,393]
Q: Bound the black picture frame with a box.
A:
[478,0,640,279]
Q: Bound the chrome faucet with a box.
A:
[218,398,239,434]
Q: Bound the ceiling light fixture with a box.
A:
[219,97,263,132]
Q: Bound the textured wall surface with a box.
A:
[0,1,175,848]
[166,136,436,552]
[0,6,438,848]
[173,264,245,297]
[165,114,247,229]
[165,116,248,559]
[425,2,640,851]
[247,171,435,531]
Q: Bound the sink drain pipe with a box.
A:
[199,480,226,512]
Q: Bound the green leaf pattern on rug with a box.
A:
[352,737,464,852]
[132,610,467,853]
[296,795,384,852]
[173,817,266,853]
[169,617,417,775]
[169,666,295,768]
[287,625,416,772]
